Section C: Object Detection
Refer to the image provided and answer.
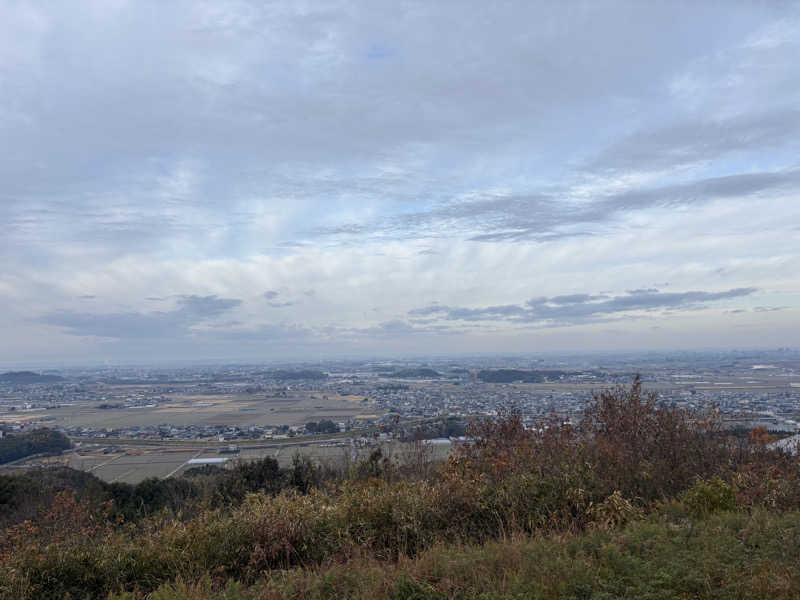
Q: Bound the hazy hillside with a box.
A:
[0,371,64,384]
[476,368,575,383]
[392,367,441,378]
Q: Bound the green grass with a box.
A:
[103,508,800,600]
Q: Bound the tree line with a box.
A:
[0,429,71,465]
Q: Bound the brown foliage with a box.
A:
[455,377,734,507]
[581,376,728,501]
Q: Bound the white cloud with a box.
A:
[1,1,799,362]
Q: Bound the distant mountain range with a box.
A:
[268,369,329,381]
[0,371,65,384]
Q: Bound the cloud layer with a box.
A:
[41,296,242,339]
[1,1,799,363]
[410,288,758,326]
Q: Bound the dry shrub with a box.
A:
[733,459,800,511]
[587,491,642,530]
[580,376,728,502]
[455,377,733,513]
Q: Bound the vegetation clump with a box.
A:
[0,428,71,465]
[304,419,339,434]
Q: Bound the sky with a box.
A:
[1,1,799,365]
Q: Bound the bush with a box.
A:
[580,376,728,502]
[682,477,736,516]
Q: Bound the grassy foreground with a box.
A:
[103,507,800,600]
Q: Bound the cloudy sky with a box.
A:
[2,1,799,364]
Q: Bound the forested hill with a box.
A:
[266,369,328,380]
[392,367,441,378]
[0,429,71,465]
[0,371,64,384]
[476,368,575,383]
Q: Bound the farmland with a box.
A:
[6,387,371,430]
[21,438,451,484]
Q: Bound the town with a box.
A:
[3,348,799,444]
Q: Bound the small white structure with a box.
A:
[422,438,452,446]
[769,434,800,455]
